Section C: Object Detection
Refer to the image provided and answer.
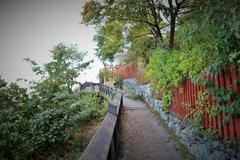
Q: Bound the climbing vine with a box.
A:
[162,90,173,111]
[203,79,240,123]
[184,91,218,139]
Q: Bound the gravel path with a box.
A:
[120,96,184,160]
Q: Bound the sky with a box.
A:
[0,0,103,88]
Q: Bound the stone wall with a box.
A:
[124,78,240,160]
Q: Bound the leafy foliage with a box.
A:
[98,69,118,82]
[81,0,102,25]
[25,43,93,93]
[0,79,31,159]
[145,49,184,94]
[30,108,69,150]
[177,0,240,73]
[0,44,106,159]
[114,77,124,89]
[144,0,240,139]
[94,21,125,62]
[81,0,192,62]
[162,90,173,111]
[146,0,240,91]
[204,81,240,123]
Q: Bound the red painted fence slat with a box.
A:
[118,61,240,143]
[225,69,235,142]
[215,74,223,138]
[232,66,240,143]
[167,65,240,143]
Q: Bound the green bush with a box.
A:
[0,79,106,159]
[145,0,240,97]
[177,0,240,73]
[114,77,123,89]
[68,91,106,124]
[0,44,106,159]
[162,90,173,111]
[30,108,69,150]
[0,79,31,159]
[145,49,185,94]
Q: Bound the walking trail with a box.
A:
[120,96,185,160]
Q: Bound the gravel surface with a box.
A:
[120,96,184,160]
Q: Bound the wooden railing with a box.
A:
[80,86,123,160]
[100,85,117,98]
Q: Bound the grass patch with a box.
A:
[150,108,195,160]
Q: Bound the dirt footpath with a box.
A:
[120,96,184,160]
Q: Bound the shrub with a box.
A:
[145,49,184,94]
[162,90,173,111]
[0,44,106,159]
[145,0,240,99]
[29,108,69,151]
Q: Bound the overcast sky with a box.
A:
[0,0,103,88]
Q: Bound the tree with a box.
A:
[25,43,93,94]
[0,43,103,159]
[82,0,195,63]
[81,0,168,62]
[162,0,197,49]
[94,21,125,62]
[127,24,157,64]
[166,0,185,49]
[82,0,166,44]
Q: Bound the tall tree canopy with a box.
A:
[93,21,125,62]
[82,0,192,63]
[25,43,93,93]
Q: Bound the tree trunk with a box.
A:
[155,25,164,45]
[169,16,176,49]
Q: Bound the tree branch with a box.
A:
[131,32,153,40]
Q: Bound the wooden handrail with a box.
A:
[80,91,123,160]
[80,113,117,160]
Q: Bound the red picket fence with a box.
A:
[113,61,240,142]
[114,61,149,83]
[170,65,240,142]
[113,61,137,79]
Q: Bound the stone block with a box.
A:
[211,150,225,160]
[190,144,199,158]
[237,152,240,159]
[175,126,181,136]
[168,122,173,130]
[198,143,211,160]
[180,130,188,141]
[210,141,220,150]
